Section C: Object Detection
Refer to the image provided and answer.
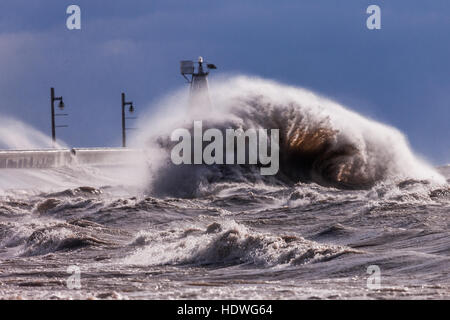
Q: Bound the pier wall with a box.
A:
[0,148,144,169]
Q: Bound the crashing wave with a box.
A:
[125,220,359,267]
[22,221,115,256]
[135,76,444,196]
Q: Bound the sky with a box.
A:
[0,0,449,164]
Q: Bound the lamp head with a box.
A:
[129,104,134,113]
[58,100,65,110]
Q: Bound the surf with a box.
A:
[133,75,445,196]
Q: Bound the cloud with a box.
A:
[0,1,448,162]
[99,39,139,56]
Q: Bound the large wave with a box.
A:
[132,76,445,196]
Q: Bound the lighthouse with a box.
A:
[180,57,217,113]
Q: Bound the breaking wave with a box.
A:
[0,218,117,257]
[133,76,444,196]
[125,220,359,267]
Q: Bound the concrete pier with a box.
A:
[0,148,143,169]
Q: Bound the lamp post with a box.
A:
[50,87,68,146]
[121,92,135,148]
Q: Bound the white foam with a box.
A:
[131,75,446,196]
[0,116,66,150]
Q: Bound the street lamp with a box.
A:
[50,87,68,146]
[121,92,136,148]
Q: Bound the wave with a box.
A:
[22,220,117,256]
[133,76,445,196]
[125,220,359,267]
[0,217,117,257]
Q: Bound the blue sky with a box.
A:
[0,0,449,163]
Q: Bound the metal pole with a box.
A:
[121,92,126,148]
[51,87,56,145]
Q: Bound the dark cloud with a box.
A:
[0,0,448,163]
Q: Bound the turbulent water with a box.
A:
[0,77,449,299]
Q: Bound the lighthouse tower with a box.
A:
[180,57,217,113]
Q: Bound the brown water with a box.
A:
[0,165,448,300]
